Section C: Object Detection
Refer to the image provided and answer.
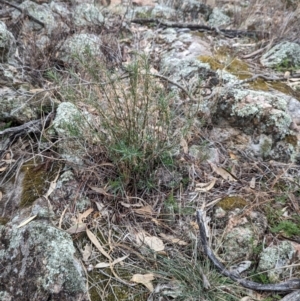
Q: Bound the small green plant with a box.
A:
[274,57,300,72]
[154,253,243,301]
[264,205,283,228]
[0,121,12,131]
[250,272,270,285]
[58,51,195,194]
[270,220,300,237]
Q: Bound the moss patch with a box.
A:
[199,54,300,100]
[20,158,60,208]
[198,55,252,80]
[218,196,247,211]
[0,217,9,225]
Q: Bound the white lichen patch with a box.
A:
[258,241,295,283]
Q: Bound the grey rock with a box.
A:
[13,1,56,33]
[208,7,231,27]
[260,42,300,69]
[0,22,16,63]
[60,33,103,63]
[73,3,104,27]
[213,88,293,138]
[52,102,97,165]
[150,5,179,19]
[174,0,212,20]
[0,220,88,301]
[258,241,295,283]
[0,87,55,124]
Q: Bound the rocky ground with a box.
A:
[0,0,300,300]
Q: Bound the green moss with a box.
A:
[248,78,269,91]
[199,53,300,101]
[284,134,298,147]
[269,81,300,100]
[218,196,247,211]
[20,159,60,208]
[198,55,252,80]
[260,138,272,158]
[0,217,9,225]
[271,220,300,237]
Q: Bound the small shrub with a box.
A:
[270,220,300,237]
[56,49,196,194]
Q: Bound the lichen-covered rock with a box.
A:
[60,34,103,63]
[150,5,179,19]
[0,87,55,123]
[258,241,296,283]
[52,102,98,164]
[208,7,231,27]
[0,22,16,63]
[260,42,300,69]
[218,210,267,262]
[12,0,56,33]
[214,88,293,139]
[73,3,104,26]
[0,220,88,301]
[174,0,212,20]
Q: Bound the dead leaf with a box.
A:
[66,222,87,234]
[94,255,129,268]
[133,205,153,216]
[190,221,199,230]
[44,166,61,198]
[89,185,114,197]
[86,228,111,261]
[0,191,2,201]
[0,165,7,172]
[30,88,44,93]
[130,273,155,292]
[78,208,94,223]
[17,215,37,228]
[250,177,256,189]
[159,233,188,246]
[120,201,143,208]
[180,138,188,154]
[209,162,237,182]
[229,152,238,160]
[195,178,216,192]
[81,244,92,262]
[135,231,165,251]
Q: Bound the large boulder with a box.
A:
[0,216,88,301]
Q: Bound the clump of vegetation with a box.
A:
[52,49,195,194]
[20,158,60,208]
[154,253,243,301]
[270,220,300,237]
[218,196,247,211]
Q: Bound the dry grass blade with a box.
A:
[17,215,37,228]
[86,228,111,261]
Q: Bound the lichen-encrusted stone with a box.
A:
[214,88,293,138]
[260,42,300,69]
[60,34,103,63]
[208,7,231,27]
[258,241,295,283]
[0,221,87,301]
[73,3,104,26]
[13,0,56,33]
[53,102,96,164]
[0,87,54,123]
[0,22,16,63]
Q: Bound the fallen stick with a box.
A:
[196,209,300,293]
